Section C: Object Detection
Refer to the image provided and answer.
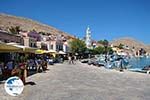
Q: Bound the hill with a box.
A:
[111,37,150,53]
[0,13,74,38]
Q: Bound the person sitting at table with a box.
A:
[6,60,14,78]
[0,61,4,79]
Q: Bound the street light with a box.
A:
[104,43,108,63]
[85,49,90,59]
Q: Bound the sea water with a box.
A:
[128,56,150,69]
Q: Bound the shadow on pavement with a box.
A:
[0,81,5,84]
[25,81,36,86]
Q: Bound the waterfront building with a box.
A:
[0,28,74,54]
[37,33,69,53]
[0,30,23,45]
[20,30,41,48]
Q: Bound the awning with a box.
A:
[7,43,37,53]
[0,42,22,52]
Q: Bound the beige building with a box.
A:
[37,34,70,53]
[0,30,24,45]
[20,31,41,48]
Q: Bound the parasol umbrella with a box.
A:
[44,49,57,53]
[35,49,45,54]
[58,51,66,55]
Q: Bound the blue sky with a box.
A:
[0,0,150,44]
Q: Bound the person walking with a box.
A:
[68,56,71,64]
[71,55,75,64]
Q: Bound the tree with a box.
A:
[9,26,21,34]
[98,39,109,46]
[118,43,124,49]
[90,46,113,55]
[92,39,113,55]
[107,47,114,54]
[94,46,105,54]
[103,39,109,46]
[69,39,87,54]
[39,31,46,35]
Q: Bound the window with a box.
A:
[51,45,53,49]
[34,43,36,47]
[59,45,63,50]
[56,45,59,49]
[30,43,32,47]
[4,40,9,43]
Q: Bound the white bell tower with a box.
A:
[85,26,92,48]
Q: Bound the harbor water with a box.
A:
[128,56,150,69]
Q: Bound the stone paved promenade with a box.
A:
[0,61,150,100]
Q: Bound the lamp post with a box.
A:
[85,49,89,59]
[88,50,91,59]
[104,44,108,63]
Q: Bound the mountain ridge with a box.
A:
[0,13,74,38]
[111,37,150,53]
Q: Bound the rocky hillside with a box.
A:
[0,13,73,38]
[111,37,150,53]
